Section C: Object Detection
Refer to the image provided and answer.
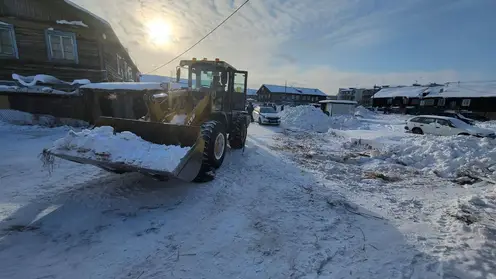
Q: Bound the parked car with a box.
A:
[253,106,280,125]
[459,111,489,122]
[433,111,475,125]
[404,115,496,138]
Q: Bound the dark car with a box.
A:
[459,112,489,122]
[433,111,475,125]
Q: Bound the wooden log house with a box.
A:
[0,0,139,83]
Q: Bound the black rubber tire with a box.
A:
[229,116,247,149]
[194,120,226,183]
[412,127,423,135]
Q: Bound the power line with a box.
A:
[144,0,250,75]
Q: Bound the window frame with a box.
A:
[0,22,19,59]
[45,29,78,63]
[461,99,471,107]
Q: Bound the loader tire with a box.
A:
[194,120,226,183]
[229,117,247,149]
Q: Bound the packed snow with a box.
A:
[56,20,88,27]
[48,126,190,172]
[2,105,496,278]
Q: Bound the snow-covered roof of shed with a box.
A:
[427,82,496,98]
[372,86,428,98]
[64,0,111,26]
[262,84,327,96]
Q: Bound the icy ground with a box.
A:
[0,110,495,278]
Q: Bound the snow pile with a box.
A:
[49,126,190,172]
[279,105,332,132]
[56,20,88,27]
[380,135,496,178]
[354,106,377,118]
[280,105,364,132]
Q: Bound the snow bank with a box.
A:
[280,105,363,132]
[0,109,88,127]
[354,106,377,118]
[56,20,88,27]
[279,105,331,132]
[380,135,496,178]
[49,126,190,172]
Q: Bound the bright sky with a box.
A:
[72,0,496,95]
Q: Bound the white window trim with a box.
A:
[461,99,471,107]
[45,29,78,63]
[0,22,19,59]
[116,54,122,77]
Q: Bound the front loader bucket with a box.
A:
[46,117,205,182]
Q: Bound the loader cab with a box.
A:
[177,59,248,112]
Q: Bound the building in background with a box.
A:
[337,87,380,106]
[256,84,327,105]
[0,0,139,83]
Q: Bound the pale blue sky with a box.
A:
[73,0,495,94]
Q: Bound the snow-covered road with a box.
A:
[0,118,495,278]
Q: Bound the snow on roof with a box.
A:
[63,0,110,26]
[12,74,90,86]
[0,85,79,95]
[56,20,88,27]
[80,82,167,91]
[263,84,327,96]
[430,82,496,98]
[372,86,428,98]
[319,100,357,104]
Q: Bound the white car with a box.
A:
[405,115,495,138]
[253,106,280,125]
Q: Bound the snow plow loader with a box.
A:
[44,59,250,182]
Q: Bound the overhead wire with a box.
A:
[144,0,250,75]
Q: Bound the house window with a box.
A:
[116,54,122,75]
[462,99,471,107]
[0,22,18,58]
[127,66,133,81]
[437,98,445,106]
[46,30,78,62]
[292,95,295,100]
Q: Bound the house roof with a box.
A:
[372,86,428,98]
[319,100,357,104]
[62,0,138,72]
[425,82,496,98]
[262,84,327,96]
[247,89,257,96]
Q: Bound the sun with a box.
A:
[146,19,172,46]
